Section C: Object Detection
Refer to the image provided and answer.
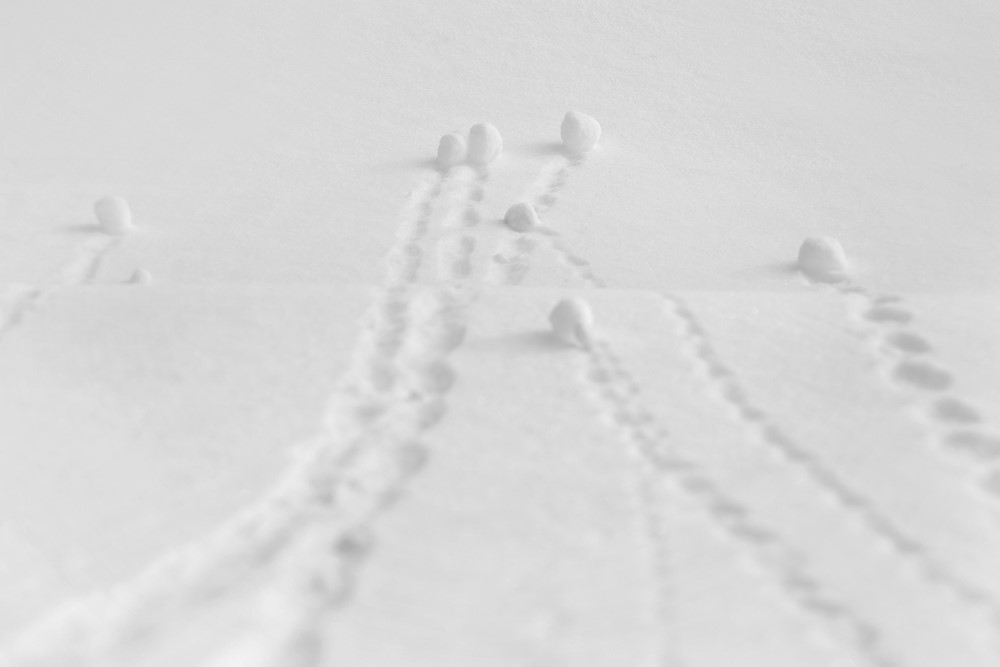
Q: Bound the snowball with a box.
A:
[436,132,467,170]
[504,202,539,233]
[549,297,594,346]
[797,236,848,282]
[467,122,502,165]
[94,195,133,236]
[560,111,601,154]
[128,269,152,285]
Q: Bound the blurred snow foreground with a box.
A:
[1,0,1000,666]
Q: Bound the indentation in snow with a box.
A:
[930,398,981,425]
[884,331,932,355]
[892,361,953,391]
[942,431,1000,461]
[866,306,913,325]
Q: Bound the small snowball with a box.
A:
[549,297,594,346]
[94,195,133,236]
[504,202,539,233]
[128,269,152,285]
[436,132,467,170]
[560,111,601,154]
[797,236,848,282]
[467,122,502,165]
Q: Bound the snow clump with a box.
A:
[797,236,849,282]
[560,111,601,153]
[437,132,467,170]
[128,269,153,285]
[504,202,539,233]
[467,122,502,165]
[549,297,594,347]
[94,195,133,236]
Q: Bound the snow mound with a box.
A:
[467,122,502,165]
[504,202,539,233]
[93,196,133,236]
[549,297,593,346]
[128,269,153,285]
[436,132,467,170]
[560,111,601,154]
[797,236,848,282]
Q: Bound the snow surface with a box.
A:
[1,0,1000,665]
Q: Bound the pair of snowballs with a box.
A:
[436,111,602,171]
[548,235,850,348]
[550,235,853,349]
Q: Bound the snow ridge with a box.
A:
[577,335,893,667]
[663,295,1000,628]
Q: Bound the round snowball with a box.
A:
[437,132,467,170]
[504,202,539,233]
[560,111,601,154]
[94,196,133,236]
[467,122,502,165]
[549,297,594,346]
[128,269,153,285]
[797,236,849,282]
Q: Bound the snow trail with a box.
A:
[253,164,492,665]
[663,294,1000,627]
[247,285,473,663]
[487,152,602,287]
[577,334,894,667]
[433,166,487,284]
[516,218,1000,634]
[818,281,1000,504]
[526,227,1000,659]
[0,235,118,340]
[0,168,479,664]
